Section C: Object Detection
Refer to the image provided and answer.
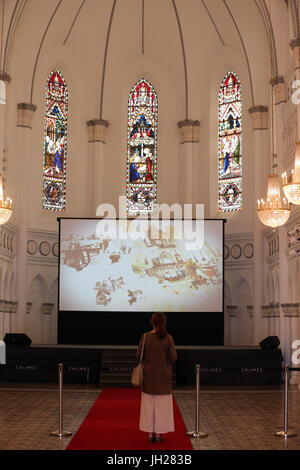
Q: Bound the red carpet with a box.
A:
[67,388,193,450]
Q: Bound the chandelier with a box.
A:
[0,173,12,225]
[257,172,290,228]
[257,83,290,228]
[282,142,300,205]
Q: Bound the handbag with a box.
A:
[131,334,145,388]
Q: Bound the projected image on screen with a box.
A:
[59,219,223,312]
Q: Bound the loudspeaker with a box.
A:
[259,336,280,350]
[3,333,32,347]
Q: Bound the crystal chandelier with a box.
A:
[0,173,12,225]
[282,141,300,205]
[257,173,290,228]
[257,85,290,228]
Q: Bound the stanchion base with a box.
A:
[50,430,72,438]
[187,431,208,439]
[275,430,297,439]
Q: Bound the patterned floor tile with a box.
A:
[0,383,299,450]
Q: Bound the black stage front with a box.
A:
[0,344,283,386]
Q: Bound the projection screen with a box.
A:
[59,218,223,314]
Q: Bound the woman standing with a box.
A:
[136,312,177,443]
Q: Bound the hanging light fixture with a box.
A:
[0,173,12,225]
[257,85,290,228]
[257,173,290,228]
[282,13,300,205]
[282,141,300,205]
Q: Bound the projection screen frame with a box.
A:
[57,217,226,346]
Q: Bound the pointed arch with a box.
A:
[237,278,251,306]
[42,69,68,211]
[29,274,48,300]
[218,71,242,212]
[127,78,158,215]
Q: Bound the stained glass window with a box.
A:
[218,71,242,212]
[127,79,157,215]
[42,69,68,211]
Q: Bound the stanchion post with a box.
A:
[50,363,72,438]
[275,364,297,439]
[187,364,208,439]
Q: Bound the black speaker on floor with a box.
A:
[3,333,32,347]
[259,336,280,350]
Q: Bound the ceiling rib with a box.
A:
[201,0,225,47]
[99,0,117,120]
[171,0,189,120]
[63,0,86,46]
[30,0,63,104]
[222,0,255,107]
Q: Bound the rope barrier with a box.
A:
[187,363,299,441]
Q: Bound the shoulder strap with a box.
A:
[139,334,146,362]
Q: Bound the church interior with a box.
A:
[1,0,300,452]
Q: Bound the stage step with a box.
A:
[98,348,137,387]
[98,348,176,388]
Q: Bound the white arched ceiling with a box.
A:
[4,0,274,110]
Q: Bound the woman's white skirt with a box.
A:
[139,392,175,434]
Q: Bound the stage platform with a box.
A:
[0,344,283,386]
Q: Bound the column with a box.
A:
[41,303,54,344]
[269,302,280,336]
[2,300,11,335]
[16,103,37,333]
[248,106,269,345]
[0,73,11,134]
[247,305,254,344]
[87,119,109,216]
[226,306,239,345]
[177,120,200,207]
[261,305,271,338]
[272,302,280,337]
[25,302,32,336]
[272,77,290,363]
[9,302,18,332]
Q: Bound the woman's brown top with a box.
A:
[136,331,177,395]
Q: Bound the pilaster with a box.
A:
[87,119,109,215]
[177,120,200,207]
[270,76,287,106]
[16,102,36,333]
[248,105,269,345]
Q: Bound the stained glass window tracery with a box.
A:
[43,69,68,211]
[127,79,157,215]
[218,71,242,212]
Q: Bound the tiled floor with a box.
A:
[0,382,299,450]
[176,387,300,450]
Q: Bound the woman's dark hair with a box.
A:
[151,312,167,339]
